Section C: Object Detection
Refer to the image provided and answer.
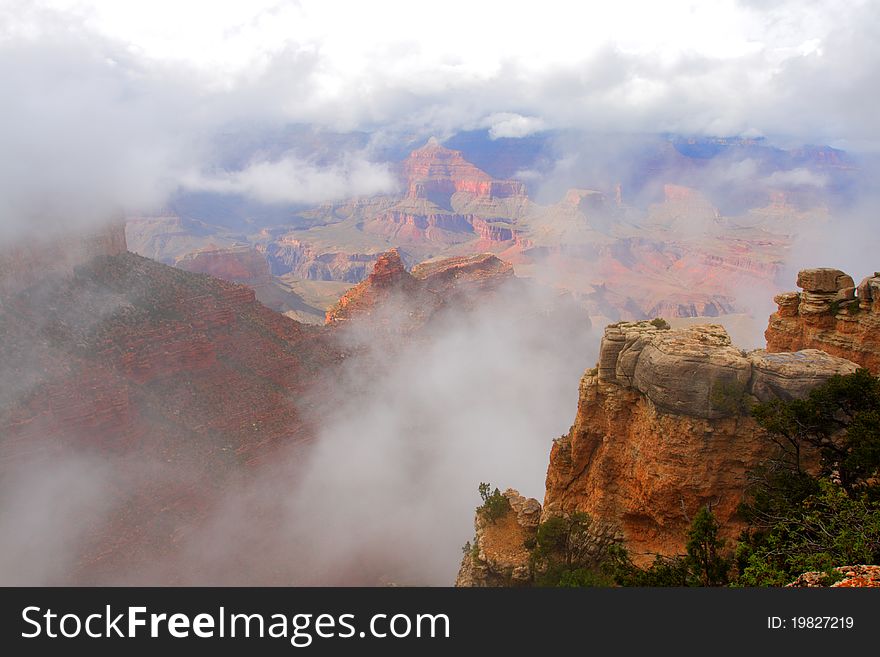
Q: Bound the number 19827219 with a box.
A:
[768,616,854,629]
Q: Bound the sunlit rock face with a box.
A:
[544,325,857,566]
[324,249,515,326]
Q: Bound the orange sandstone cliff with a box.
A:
[457,315,860,585]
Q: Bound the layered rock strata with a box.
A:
[325,250,514,326]
[766,268,880,372]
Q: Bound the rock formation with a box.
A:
[175,246,273,288]
[325,249,515,326]
[363,139,529,244]
[455,489,541,587]
[766,268,880,373]
[788,565,880,588]
[402,137,526,205]
[543,323,857,563]
[458,319,860,584]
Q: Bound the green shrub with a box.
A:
[529,512,625,587]
[709,380,747,415]
[650,317,671,330]
[736,481,880,586]
[477,482,510,524]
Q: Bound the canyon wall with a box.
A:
[458,318,860,584]
[175,246,273,288]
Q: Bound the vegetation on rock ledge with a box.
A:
[735,369,880,586]
[477,482,510,524]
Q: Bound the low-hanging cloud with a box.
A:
[484,113,547,140]
[0,274,596,585]
[765,167,828,188]
[3,1,880,244]
[161,280,595,585]
[182,153,398,205]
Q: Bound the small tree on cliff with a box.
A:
[750,368,880,495]
[477,483,509,524]
[616,506,731,587]
[685,506,731,586]
[529,512,626,586]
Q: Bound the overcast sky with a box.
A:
[1,0,878,236]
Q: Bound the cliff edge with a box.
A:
[458,314,860,583]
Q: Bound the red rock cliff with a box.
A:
[325,249,514,326]
[402,138,525,204]
[766,268,880,373]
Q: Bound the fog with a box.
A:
[172,282,594,585]
[0,277,596,585]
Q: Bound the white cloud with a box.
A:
[3,0,880,245]
[484,113,546,139]
[184,154,398,204]
[765,167,828,188]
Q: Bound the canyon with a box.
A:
[126,133,840,326]
[3,214,874,586]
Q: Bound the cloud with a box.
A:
[172,280,597,585]
[3,0,880,247]
[182,153,399,204]
[484,113,546,140]
[765,167,827,188]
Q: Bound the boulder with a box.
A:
[601,323,862,418]
[598,321,658,383]
[597,325,628,382]
[857,275,880,310]
[631,325,752,419]
[773,292,801,317]
[796,268,851,293]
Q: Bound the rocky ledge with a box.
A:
[788,565,880,588]
[598,322,858,419]
[455,489,541,587]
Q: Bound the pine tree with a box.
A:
[685,506,730,586]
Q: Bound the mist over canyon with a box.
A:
[1,1,879,587]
